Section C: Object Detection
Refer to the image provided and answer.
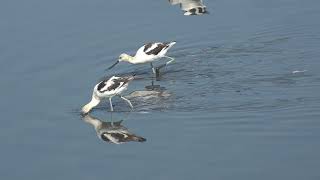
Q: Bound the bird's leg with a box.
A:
[151,62,160,79]
[156,56,175,71]
[110,111,113,121]
[109,97,114,112]
[150,63,156,74]
[164,56,175,65]
[120,96,133,110]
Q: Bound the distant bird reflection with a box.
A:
[169,0,208,15]
[82,114,146,144]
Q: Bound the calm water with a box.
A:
[1,0,320,179]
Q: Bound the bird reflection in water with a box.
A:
[169,0,208,15]
[82,114,146,144]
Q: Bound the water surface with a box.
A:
[1,0,320,179]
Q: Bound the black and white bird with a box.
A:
[81,75,134,114]
[83,114,146,144]
[169,0,208,16]
[108,41,176,74]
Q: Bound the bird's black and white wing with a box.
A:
[136,42,176,56]
[143,43,167,55]
[97,76,133,93]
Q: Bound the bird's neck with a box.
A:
[82,94,101,114]
[124,55,136,63]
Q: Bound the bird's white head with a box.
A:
[107,53,133,70]
[119,53,133,62]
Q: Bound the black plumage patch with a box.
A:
[145,43,169,55]
[107,80,121,91]
[97,80,108,92]
[97,77,131,93]
[199,7,204,13]
[189,8,197,15]
[143,43,153,52]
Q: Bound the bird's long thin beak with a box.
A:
[107,60,119,70]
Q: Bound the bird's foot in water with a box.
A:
[145,77,161,90]
[155,64,167,80]
[156,64,167,71]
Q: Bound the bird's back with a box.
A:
[95,76,134,97]
[134,42,176,62]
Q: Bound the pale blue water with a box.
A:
[1,0,320,179]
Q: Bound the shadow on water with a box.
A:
[82,114,146,144]
[169,0,209,16]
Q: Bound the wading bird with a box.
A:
[108,41,176,75]
[81,75,134,114]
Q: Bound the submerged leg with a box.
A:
[109,97,114,111]
[120,96,133,110]
[150,62,156,74]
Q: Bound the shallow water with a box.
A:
[1,0,320,179]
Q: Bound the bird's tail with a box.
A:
[166,41,176,48]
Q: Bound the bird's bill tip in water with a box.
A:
[81,111,88,117]
[107,60,120,70]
